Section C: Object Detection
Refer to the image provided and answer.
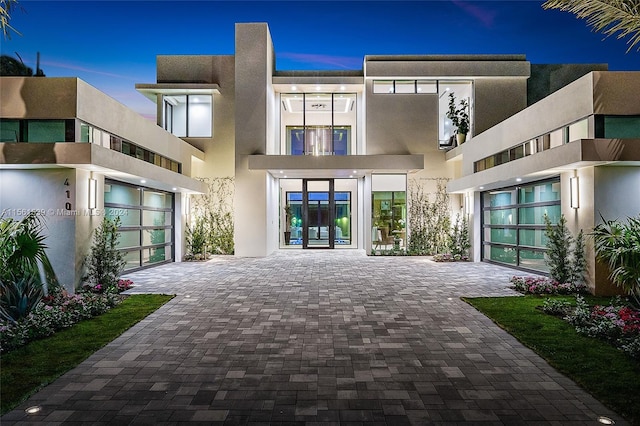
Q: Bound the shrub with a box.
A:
[544,214,586,285]
[542,298,572,316]
[592,214,640,308]
[84,217,126,292]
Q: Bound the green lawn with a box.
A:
[464,295,640,426]
[0,294,174,415]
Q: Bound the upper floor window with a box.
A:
[280,93,357,155]
[372,80,437,94]
[163,94,212,138]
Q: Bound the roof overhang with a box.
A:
[448,138,640,193]
[248,154,424,178]
[135,83,221,102]
[0,143,207,194]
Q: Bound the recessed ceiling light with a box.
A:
[284,175,287,178]
[172,187,177,191]
[279,170,283,173]
[291,85,297,91]
[353,170,357,173]
[315,86,321,91]
[340,85,346,90]
[516,178,522,182]
[140,180,146,183]
[479,186,484,190]
[349,175,353,178]
[25,406,41,414]
[597,416,615,425]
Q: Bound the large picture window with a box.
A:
[482,178,560,272]
[163,94,212,137]
[104,180,174,271]
[280,93,356,155]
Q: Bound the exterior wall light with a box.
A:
[570,176,579,209]
[88,178,97,210]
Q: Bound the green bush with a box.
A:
[544,214,586,285]
[0,212,59,322]
[592,214,640,307]
[83,217,126,292]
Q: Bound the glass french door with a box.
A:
[303,179,334,249]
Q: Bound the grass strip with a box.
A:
[0,294,174,415]
[463,295,640,425]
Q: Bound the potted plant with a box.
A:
[446,93,470,145]
[283,204,292,245]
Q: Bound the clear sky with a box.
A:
[4,0,640,119]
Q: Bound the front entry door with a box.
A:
[302,179,334,249]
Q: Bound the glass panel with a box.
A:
[143,191,171,209]
[438,81,473,146]
[80,123,91,143]
[395,81,415,94]
[143,246,167,265]
[27,120,66,142]
[0,119,20,142]
[287,192,304,244]
[117,230,140,249]
[417,81,437,94]
[519,249,547,271]
[372,191,406,249]
[519,205,561,225]
[287,127,305,155]
[104,183,140,206]
[333,93,355,155]
[187,95,212,137]
[484,228,517,244]
[519,229,547,248]
[143,229,171,246]
[568,119,589,141]
[373,81,394,94]
[335,192,350,245]
[519,182,561,204]
[604,116,640,138]
[550,128,564,148]
[105,207,140,226]
[143,210,170,226]
[164,95,186,137]
[484,209,516,225]
[123,250,141,270]
[485,245,517,265]
[484,190,516,208]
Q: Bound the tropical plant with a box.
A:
[0,0,21,39]
[0,212,58,323]
[0,212,59,288]
[542,0,640,52]
[83,217,126,292]
[0,275,42,324]
[592,214,640,307]
[544,214,586,285]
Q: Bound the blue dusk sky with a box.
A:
[4,0,640,119]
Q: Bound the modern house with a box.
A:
[1,22,638,295]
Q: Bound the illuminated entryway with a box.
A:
[281,178,357,249]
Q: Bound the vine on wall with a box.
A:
[407,178,452,255]
[187,177,235,257]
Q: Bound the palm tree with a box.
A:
[542,0,640,52]
[0,0,21,39]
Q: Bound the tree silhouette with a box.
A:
[543,0,640,52]
[0,54,32,76]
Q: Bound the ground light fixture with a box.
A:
[597,416,615,424]
[25,406,42,414]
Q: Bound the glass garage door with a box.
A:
[104,180,174,271]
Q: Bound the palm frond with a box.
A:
[543,0,640,52]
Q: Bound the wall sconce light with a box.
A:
[570,176,579,209]
[88,178,97,210]
[464,193,471,215]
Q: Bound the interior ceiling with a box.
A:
[283,95,355,114]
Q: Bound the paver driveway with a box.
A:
[2,250,626,425]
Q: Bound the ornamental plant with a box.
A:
[83,217,126,292]
[510,275,587,295]
[544,214,586,285]
[592,214,640,308]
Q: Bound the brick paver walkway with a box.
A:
[2,250,626,425]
